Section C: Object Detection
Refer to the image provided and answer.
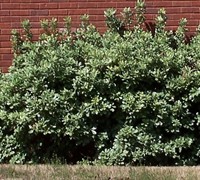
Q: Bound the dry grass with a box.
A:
[0,165,200,180]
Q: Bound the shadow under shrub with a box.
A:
[0,1,200,165]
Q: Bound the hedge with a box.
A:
[0,1,200,165]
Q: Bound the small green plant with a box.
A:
[175,18,188,45]
[21,19,33,41]
[135,0,146,25]
[80,14,90,29]
[40,19,50,34]
[64,16,72,35]
[155,8,167,34]
[121,7,133,29]
[11,29,23,54]
[50,18,58,35]
[104,8,124,33]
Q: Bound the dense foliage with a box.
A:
[0,1,200,165]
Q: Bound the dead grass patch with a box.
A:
[0,165,200,180]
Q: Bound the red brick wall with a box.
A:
[1,0,200,72]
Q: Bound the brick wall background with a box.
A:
[1,0,200,72]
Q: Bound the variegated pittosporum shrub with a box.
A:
[0,2,200,165]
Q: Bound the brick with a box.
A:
[166,7,182,14]
[172,1,192,7]
[97,2,117,8]
[11,10,30,16]
[1,16,20,23]
[30,0,47,2]
[40,3,58,9]
[20,4,39,9]
[31,10,49,16]
[49,10,68,16]
[0,61,12,67]
[87,9,104,15]
[0,35,10,41]
[116,2,135,8]
[181,7,200,13]
[78,2,98,9]
[0,48,11,54]
[1,42,11,48]
[1,54,13,60]
[0,67,9,73]
[20,16,39,22]
[192,2,200,6]
[11,22,21,28]
[0,10,10,16]
[2,3,20,9]
[68,9,87,15]
[152,1,173,7]
[146,8,159,14]
[10,0,31,2]
[1,29,12,35]
[69,3,78,9]
[50,0,68,2]
[0,23,11,28]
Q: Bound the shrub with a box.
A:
[0,1,200,165]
